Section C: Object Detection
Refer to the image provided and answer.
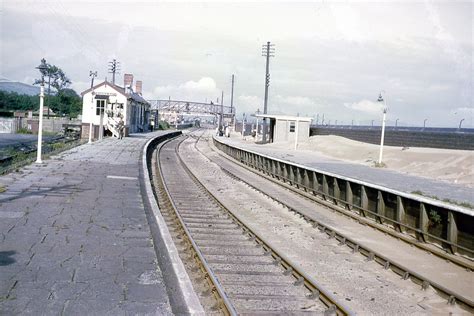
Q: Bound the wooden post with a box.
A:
[419,203,429,242]
[322,175,329,198]
[447,211,458,254]
[396,196,406,232]
[312,171,319,195]
[346,181,353,210]
[333,178,341,203]
[296,167,302,188]
[283,163,288,183]
[303,170,310,192]
[360,186,368,217]
[377,191,385,224]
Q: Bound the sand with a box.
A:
[233,133,474,188]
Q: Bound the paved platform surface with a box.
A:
[218,136,473,205]
[0,132,173,315]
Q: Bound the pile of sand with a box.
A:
[282,135,473,188]
[226,131,473,187]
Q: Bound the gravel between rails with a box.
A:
[179,129,470,315]
[159,136,333,314]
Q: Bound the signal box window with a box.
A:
[96,100,105,115]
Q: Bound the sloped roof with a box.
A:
[81,80,149,104]
[80,80,125,97]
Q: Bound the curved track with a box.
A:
[157,135,352,315]
[189,130,473,312]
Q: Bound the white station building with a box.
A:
[80,74,150,139]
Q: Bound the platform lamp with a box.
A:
[88,71,97,144]
[35,58,48,164]
[377,91,388,165]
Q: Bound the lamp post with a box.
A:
[88,71,97,144]
[255,108,260,141]
[242,113,246,139]
[35,58,48,164]
[377,91,388,165]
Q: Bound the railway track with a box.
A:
[156,135,352,315]
[188,130,474,312]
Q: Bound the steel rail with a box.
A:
[179,133,354,315]
[157,136,238,316]
[202,135,474,311]
[212,137,474,264]
[245,156,474,258]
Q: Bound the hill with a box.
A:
[0,79,40,96]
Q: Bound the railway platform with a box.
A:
[216,136,473,205]
[0,132,178,314]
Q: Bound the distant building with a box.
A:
[80,74,150,139]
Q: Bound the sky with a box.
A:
[1,0,472,127]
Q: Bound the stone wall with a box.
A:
[310,127,474,150]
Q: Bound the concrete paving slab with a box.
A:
[0,132,175,315]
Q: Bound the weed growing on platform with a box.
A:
[411,190,473,209]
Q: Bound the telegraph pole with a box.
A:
[220,90,224,134]
[262,41,275,143]
[108,59,120,85]
[230,74,235,129]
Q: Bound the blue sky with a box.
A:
[1,0,472,127]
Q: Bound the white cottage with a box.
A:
[80,75,150,139]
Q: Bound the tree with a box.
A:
[51,68,72,92]
[34,61,73,117]
[34,63,71,92]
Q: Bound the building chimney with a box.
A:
[124,73,134,93]
[135,80,142,95]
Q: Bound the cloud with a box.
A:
[329,3,365,42]
[70,81,91,95]
[150,77,219,101]
[1,3,472,128]
[274,95,315,107]
[237,95,263,114]
[344,99,384,115]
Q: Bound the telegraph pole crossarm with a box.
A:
[108,59,120,85]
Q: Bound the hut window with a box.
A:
[289,121,295,132]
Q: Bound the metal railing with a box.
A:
[213,137,474,261]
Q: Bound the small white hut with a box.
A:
[255,114,312,149]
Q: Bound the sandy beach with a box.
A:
[236,134,474,188]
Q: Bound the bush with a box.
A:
[159,121,170,130]
[16,128,32,134]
